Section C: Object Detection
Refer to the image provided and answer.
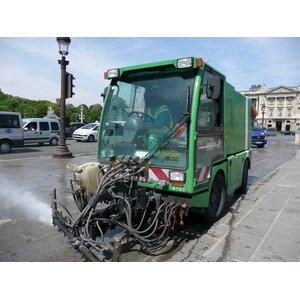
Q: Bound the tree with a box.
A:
[0,89,102,123]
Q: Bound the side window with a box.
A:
[0,115,21,128]
[51,122,59,130]
[198,70,222,128]
[40,122,49,131]
[11,115,20,128]
[25,122,37,131]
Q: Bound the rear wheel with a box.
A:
[203,174,226,223]
[50,137,58,146]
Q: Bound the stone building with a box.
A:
[240,84,300,132]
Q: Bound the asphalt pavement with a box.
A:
[0,141,300,262]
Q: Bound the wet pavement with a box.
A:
[156,150,300,262]
[0,153,97,262]
[146,149,300,262]
[1,145,300,262]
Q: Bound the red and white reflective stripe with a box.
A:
[149,168,170,182]
[195,166,211,182]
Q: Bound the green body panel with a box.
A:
[223,83,252,156]
[99,57,252,209]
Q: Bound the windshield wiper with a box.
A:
[145,86,192,160]
[145,113,190,161]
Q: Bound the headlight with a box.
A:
[177,57,193,69]
[106,69,120,79]
[169,171,186,183]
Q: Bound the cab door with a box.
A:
[195,68,224,189]
[24,121,38,144]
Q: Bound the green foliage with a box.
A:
[0,89,102,123]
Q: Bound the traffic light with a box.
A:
[65,72,75,98]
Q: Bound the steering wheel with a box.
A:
[128,111,154,123]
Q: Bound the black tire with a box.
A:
[203,174,226,223]
[257,144,265,148]
[237,160,249,194]
[0,141,12,154]
[88,135,94,142]
[50,137,58,146]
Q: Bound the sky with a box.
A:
[1,1,300,108]
[1,37,300,108]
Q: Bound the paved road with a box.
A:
[0,134,299,262]
[0,138,97,160]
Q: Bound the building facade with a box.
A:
[240,84,300,132]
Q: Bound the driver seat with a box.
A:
[123,115,146,143]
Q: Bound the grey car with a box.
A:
[65,122,85,137]
[265,127,277,136]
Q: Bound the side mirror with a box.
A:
[101,87,108,99]
[206,75,221,100]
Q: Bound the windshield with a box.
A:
[81,123,98,129]
[98,73,195,169]
[252,120,263,130]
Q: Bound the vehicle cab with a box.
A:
[0,111,24,153]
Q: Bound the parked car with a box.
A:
[22,118,60,146]
[252,119,267,148]
[72,122,99,142]
[65,122,85,137]
[0,111,24,153]
[265,127,277,136]
[279,130,295,135]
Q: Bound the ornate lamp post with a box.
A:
[261,103,266,129]
[52,37,73,158]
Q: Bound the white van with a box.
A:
[0,111,24,153]
[22,118,60,146]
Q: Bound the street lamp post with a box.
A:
[261,103,266,129]
[52,37,73,159]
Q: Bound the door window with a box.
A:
[51,122,59,130]
[25,122,37,131]
[40,122,50,131]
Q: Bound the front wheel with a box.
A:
[0,141,12,154]
[203,174,226,223]
[88,135,94,142]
